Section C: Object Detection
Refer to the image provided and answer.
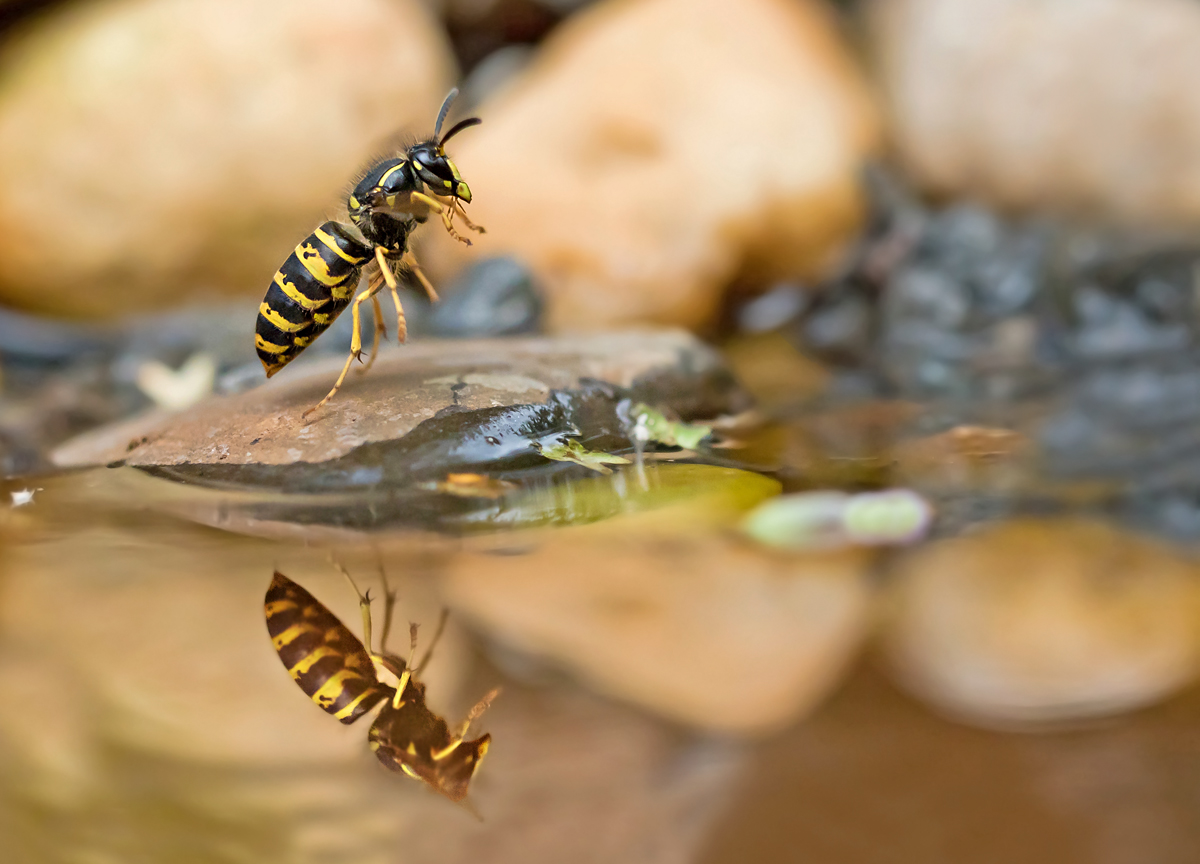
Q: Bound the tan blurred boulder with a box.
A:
[424,0,880,331]
[0,0,454,318]
[442,465,876,734]
[870,0,1200,226]
[882,519,1200,728]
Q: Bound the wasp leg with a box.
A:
[360,285,387,376]
[414,609,449,675]
[301,280,383,420]
[392,621,421,708]
[378,564,398,656]
[453,199,486,235]
[453,687,501,739]
[410,191,471,245]
[375,246,408,343]
[400,250,440,303]
[333,560,375,655]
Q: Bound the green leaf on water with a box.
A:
[631,403,712,450]
[535,439,632,474]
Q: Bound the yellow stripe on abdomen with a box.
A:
[272,621,322,650]
[314,227,369,264]
[255,334,291,355]
[312,668,366,706]
[288,644,340,678]
[258,302,309,333]
[274,271,329,311]
[296,243,348,287]
[333,687,382,721]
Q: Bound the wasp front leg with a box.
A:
[451,199,485,235]
[410,192,473,246]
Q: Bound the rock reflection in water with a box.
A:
[0,472,745,864]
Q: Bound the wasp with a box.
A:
[254,88,484,418]
[264,568,497,804]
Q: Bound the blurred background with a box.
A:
[3,0,1200,861]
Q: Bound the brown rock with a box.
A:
[442,466,876,734]
[882,518,1200,728]
[423,0,880,331]
[51,329,745,469]
[870,0,1200,226]
[0,0,454,318]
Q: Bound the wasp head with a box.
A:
[409,88,481,203]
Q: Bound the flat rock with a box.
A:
[422,0,880,332]
[0,0,453,318]
[442,465,876,734]
[870,0,1200,226]
[54,330,743,468]
[882,518,1200,728]
[50,330,750,533]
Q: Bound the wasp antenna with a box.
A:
[434,88,459,140]
[439,117,482,147]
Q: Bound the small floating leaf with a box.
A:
[742,489,933,550]
[631,403,712,450]
[534,439,631,474]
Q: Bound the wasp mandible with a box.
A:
[254,88,484,418]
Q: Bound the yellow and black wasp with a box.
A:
[264,569,497,804]
[255,88,484,418]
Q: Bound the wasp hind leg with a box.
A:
[358,271,388,376]
[414,609,449,675]
[301,278,383,421]
[333,560,376,655]
[377,564,398,656]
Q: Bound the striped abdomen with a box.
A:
[256,222,372,377]
[264,571,391,725]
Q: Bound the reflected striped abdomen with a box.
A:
[264,571,390,725]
